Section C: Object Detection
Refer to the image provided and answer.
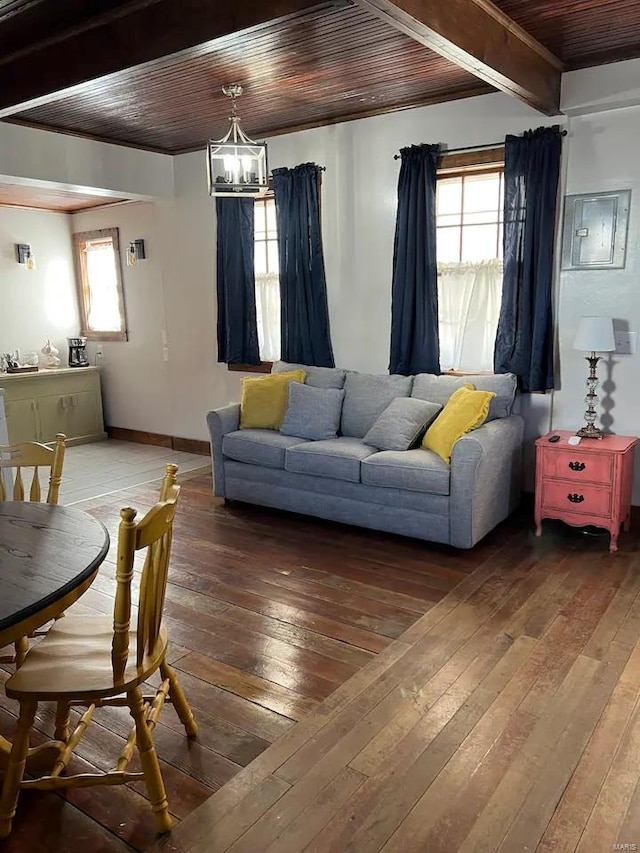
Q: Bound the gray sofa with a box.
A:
[207,362,524,549]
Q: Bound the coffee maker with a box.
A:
[67,337,90,368]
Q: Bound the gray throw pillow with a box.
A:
[272,360,347,389]
[280,382,345,441]
[411,372,517,421]
[363,398,442,451]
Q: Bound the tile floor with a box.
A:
[59,439,211,505]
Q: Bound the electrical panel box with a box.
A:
[561,189,630,270]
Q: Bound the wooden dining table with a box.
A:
[0,501,109,768]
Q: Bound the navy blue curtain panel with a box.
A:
[494,126,562,392]
[389,143,441,376]
[216,197,260,365]
[272,163,334,368]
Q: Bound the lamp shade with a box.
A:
[573,316,615,352]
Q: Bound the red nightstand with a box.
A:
[535,431,638,552]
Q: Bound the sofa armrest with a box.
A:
[449,415,524,548]
[206,404,240,497]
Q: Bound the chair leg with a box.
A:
[128,687,172,834]
[54,701,71,742]
[0,700,37,838]
[14,636,29,669]
[160,662,197,738]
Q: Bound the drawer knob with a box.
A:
[568,461,586,471]
[567,493,585,503]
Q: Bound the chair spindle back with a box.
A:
[112,464,180,679]
[0,434,66,504]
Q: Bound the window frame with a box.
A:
[436,148,505,265]
[73,227,128,342]
[254,193,279,278]
[436,147,505,376]
[227,191,279,373]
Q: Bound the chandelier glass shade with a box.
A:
[207,84,268,198]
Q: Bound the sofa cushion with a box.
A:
[272,360,347,390]
[240,371,306,430]
[341,373,414,438]
[361,449,450,495]
[412,372,516,421]
[285,437,376,483]
[363,398,442,451]
[281,382,345,441]
[223,430,310,469]
[423,386,495,464]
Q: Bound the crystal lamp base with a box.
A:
[576,423,604,439]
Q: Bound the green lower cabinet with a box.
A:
[38,390,102,444]
[5,398,39,444]
[1,367,106,446]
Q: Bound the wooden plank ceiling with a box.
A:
[493,0,640,69]
[0,0,639,154]
[0,182,126,212]
[4,5,492,154]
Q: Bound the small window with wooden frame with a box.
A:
[73,228,128,341]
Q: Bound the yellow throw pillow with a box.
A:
[422,384,496,464]
[240,370,307,430]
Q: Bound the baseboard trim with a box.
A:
[106,426,210,456]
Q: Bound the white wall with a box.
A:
[552,108,640,457]
[0,207,79,361]
[70,202,177,433]
[155,156,243,439]
[0,122,173,200]
[71,167,244,440]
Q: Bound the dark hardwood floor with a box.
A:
[3,470,636,852]
[152,495,640,853]
[0,469,506,851]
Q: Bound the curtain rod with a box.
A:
[393,130,567,160]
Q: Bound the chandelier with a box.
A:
[207,84,269,198]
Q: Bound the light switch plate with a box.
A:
[614,331,637,354]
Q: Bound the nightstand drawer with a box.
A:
[543,450,613,485]
[541,480,612,518]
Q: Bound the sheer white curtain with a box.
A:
[437,258,503,372]
[255,272,281,362]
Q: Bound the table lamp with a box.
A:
[573,316,615,439]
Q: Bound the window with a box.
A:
[436,156,504,373]
[254,196,281,363]
[73,228,127,341]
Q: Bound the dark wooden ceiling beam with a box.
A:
[354,0,563,114]
[0,0,335,118]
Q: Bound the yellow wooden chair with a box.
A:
[0,433,66,504]
[0,434,67,666]
[0,463,197,838]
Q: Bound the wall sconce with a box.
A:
[126,239,146,267]
[15,243,35,270]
